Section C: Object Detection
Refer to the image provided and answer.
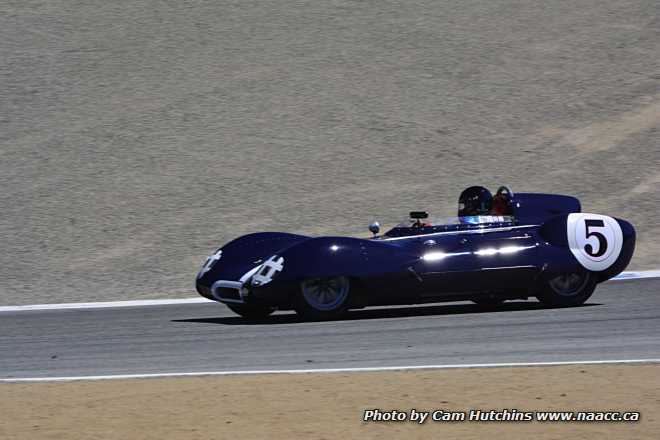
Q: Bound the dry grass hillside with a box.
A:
[1,0,658,304]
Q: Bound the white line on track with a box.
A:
[2,359,659,383]
[0,297,213,312]
[610,269,660,281]
[0,270,659,313]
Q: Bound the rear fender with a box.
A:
[539,213,635,281]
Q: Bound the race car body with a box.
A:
[196,186,635,320]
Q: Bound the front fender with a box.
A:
[198,232,310,283]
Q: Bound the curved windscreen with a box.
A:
[395,215,515,228]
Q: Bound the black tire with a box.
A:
[294,276,351,320]
[226,303,275,320]
[536,270,597,307]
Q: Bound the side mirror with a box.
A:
[369,221,380,236]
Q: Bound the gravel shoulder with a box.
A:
[1,364,658,439]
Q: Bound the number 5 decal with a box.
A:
[584,219,608,257]
[567,213,623,271]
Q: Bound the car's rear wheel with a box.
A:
[295,276,350,320]
[226,303,275,320]
[536,269,596,307]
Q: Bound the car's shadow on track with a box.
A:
[173,301,602,325]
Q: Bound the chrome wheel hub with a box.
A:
[548,272,589,296]
[301,277,349,311]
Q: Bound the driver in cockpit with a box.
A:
[458,186,512,224]
[458,186,493,217]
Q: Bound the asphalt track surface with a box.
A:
[1,278,659,380]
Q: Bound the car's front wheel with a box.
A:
[536,270,596,307]
[226,303,275,320]
[295,276,351,320]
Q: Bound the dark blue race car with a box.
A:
[196,186,635,320]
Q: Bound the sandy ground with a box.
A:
[1,0,659,305]
[1,364,658,439]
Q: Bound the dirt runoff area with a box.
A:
[3,0,660,307]
[1,363,658,439]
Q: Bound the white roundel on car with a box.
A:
[567,213,623,272]
[251,255,284,286]
[197,249,222,278]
